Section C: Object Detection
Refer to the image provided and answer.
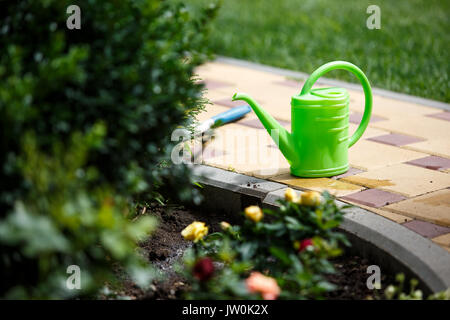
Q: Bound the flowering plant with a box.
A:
[181,221,209,243]
[179,189,350,299]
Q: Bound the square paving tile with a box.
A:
[340,188,406,208]
[201,148,227,161]
[205,150,290,179]
[196,104,232,122]
[371,115,450,140]
[404,138,450,159]
[342,163,450,197]
[272,79,304,88]
[367,133,425,146]
[239,118,291,129]
[211,85,294,121]
[426,112,450,122]
[402,220,450,238]
[203,124,291,178]
[270,174,365,197]
[432,233,450,248]
[348,140,427,170]
[405,156,450,171]
[213,98,252,108]
[331,167,365,180]
[349,123,390,140]
[372,95,438,118]
[384,189,450,226]
[349,112,387,124]
[340,201,413,224]
[346,93,437,118]
[197,61,283,87]
[201,79,232,90]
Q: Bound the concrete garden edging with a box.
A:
[191,164,450,294]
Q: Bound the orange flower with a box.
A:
[245,272,280,300]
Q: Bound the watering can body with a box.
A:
[290,87,351,177]
[233,61,372,178]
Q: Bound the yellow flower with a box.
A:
[181,221,208,242]
[301,191,322,206]
[220,221,231,230]
[284,188,300,203]
[244,206,263,222]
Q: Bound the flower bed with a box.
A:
[103,190,402,300]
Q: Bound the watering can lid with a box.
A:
[291,87,349,107]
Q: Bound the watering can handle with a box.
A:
[300,61,372,148]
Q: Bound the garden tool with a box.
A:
[189,105,251,161]
[194,104,251,140]
[232,61,372,177]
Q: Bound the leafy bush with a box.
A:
[179,189,350,299]
[0,0,217,298]
[382,273,450,300]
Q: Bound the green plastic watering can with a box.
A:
[232,61,372,177]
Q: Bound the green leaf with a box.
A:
[238,242,257,261]
[205,232,224,241]
[269,246,291,265]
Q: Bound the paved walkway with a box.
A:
[194,59,450,254]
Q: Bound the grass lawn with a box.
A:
[188,0,449,102]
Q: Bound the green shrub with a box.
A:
[382,273,450,300]
[179,190,350,299]
[0,0,217,298]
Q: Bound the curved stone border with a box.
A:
[191,164,450,294]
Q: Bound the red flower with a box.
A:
[193,258,215,281]
[298,238,313,252]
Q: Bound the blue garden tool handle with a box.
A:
[211,105,251,125]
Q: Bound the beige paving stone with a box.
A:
[196,62,283,88]
[374,96,438,117]
[342,164,450,197]
[217,124,270,146]
[432,233,450,248]
[347,90,437,118]
[204,144,290,179]
[196,104,232,122]
[202,89,235,102]
[371,115,450,140]
[403,138,450,159]
[212,84,295,121]
[348,140,427,170]
[202,124,290,178]
[349,123,390,139]
[269,173,365,197]
[205,156,290,179]
[339,200,413,224]
[383,189,450,227]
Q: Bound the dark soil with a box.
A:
[324,255,392,300]
[112,204,392,300]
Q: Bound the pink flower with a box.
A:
[298,238,314,252]
[193,258,215,281]
[245,272,280,300]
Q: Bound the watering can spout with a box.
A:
[232,93,299,165]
